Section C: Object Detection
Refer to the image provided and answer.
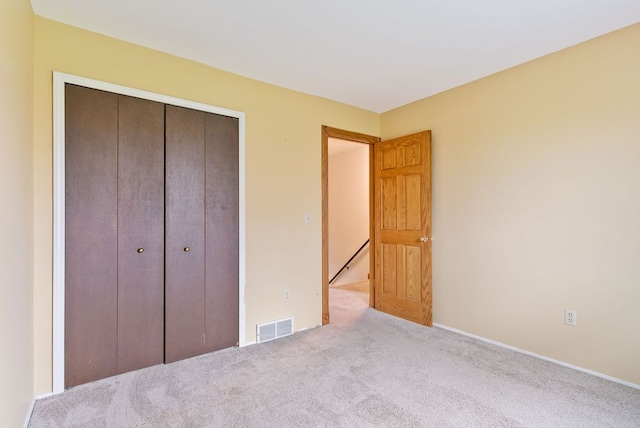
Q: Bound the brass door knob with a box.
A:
[183,247,190,252]
[137,248,144,253]
[419,237,429,243]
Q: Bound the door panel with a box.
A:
[382,244,397,295]
[65,84,119,388]
[381,176,396,229]
[405,175,421,230]
[116,95,165,373]
[165,105,207,363]
[374,131,432,326]
[204,113,240,352]
[406,246,421,302]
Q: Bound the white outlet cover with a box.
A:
[564,309,577,326]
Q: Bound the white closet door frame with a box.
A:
[52,72,247,394]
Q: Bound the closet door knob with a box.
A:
[137,248,144,253]
[183,247,190,253]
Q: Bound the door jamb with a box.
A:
[52,72,247,394]
[321,126,380,324]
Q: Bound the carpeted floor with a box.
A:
[29,284,640,427]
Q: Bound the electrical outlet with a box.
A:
[284,290,290,301]
[564,309,577,326]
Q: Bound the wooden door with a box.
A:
[65,84,119,388]
[66,85,240,383]
[374,131,432,326]
[204,113,240,352]
[165,105,207,363]
[116,95,165,373]
[165,106,240,361]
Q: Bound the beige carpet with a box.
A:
[29,286,640,427]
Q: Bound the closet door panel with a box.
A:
[65,84,118,388]
[204,113,240,352]
[117,95,165,373]
[165,105,206,363]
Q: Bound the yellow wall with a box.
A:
[381,23,640,384]
[0,0,34,425]
[33,17,379,394]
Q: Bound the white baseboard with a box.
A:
[433,323,640,391]
[24,393,53,428]
[23,397,36,428]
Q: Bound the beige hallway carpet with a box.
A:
[29,285,640,427]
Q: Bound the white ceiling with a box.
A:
[31,0,640,113]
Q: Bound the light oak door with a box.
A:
[374,131,432,326]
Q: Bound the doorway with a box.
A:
[322,127,433,327]
[328,138,370,308]
[321,126,379,324]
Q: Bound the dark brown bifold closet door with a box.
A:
[204,113,239,352]
[65,85,119,388]
[116,95,165,374]
[164,105,207,363]
[65,85,165,388]
[164,106,240,362]
[66,85,239,386]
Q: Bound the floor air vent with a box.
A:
[257,317,293,343]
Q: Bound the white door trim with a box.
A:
[52,72,247,394]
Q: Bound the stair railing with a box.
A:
[329,239,370,285]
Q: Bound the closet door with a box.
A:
[165,105,206,363]
[204,113,239,352]
[116,95,165,373]
[165,107,240,361]
[66,86,240,381]
[66,86,166,387]
[65,85,119,388]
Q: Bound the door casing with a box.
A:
[52,72,247,394]
[321,126,379,324]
